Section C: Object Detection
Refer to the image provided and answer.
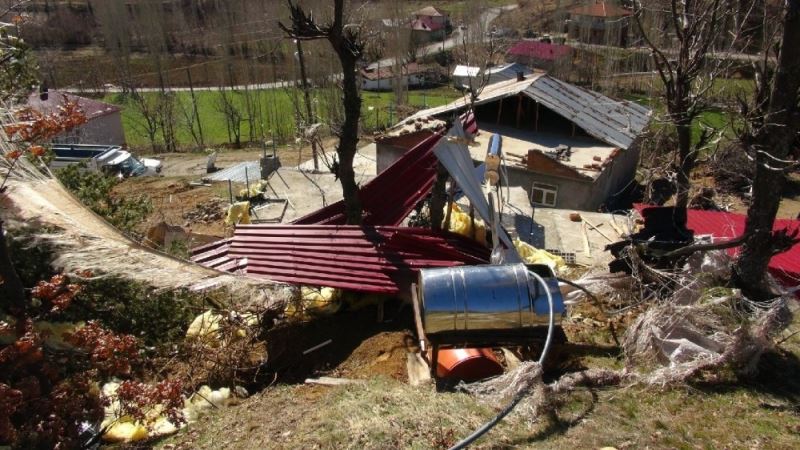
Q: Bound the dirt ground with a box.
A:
[162,310,800,450]
[149,138,340,178]
[115,138,364,242]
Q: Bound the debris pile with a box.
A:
[182,198,227,225]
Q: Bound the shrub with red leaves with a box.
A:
[31,274,81,313]
[0,271,184,448]
[116,379,186,426]
[66,321,140,377]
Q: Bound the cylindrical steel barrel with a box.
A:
[418,263,564,335]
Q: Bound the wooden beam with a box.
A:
[534,101,539,131]
[515,94,524,128]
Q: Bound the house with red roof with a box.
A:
[506,40,574,71]
[567,1,633,47]
[27,89,126,147]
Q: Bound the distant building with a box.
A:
[27,90,125,146]
[410,6,450,43]
[567,1,633,47]
[452,63,533,90]
[379,73,651,211]
[360,63,433,91]
[505,40,573,71]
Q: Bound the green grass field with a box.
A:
[104,87,461,150]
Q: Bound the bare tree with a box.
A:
[733,1,800,296]
[280,0,364,224]
[216,87,244,148]
[633,0,734,210]
[129,88,162,153]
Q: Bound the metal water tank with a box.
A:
[418,263,565,336]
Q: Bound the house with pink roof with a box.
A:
[410,6,451,43]
[27,89,126,147]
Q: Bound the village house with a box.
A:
[452,63,533,91]
[505,40,573,71]
[360,62,434,91]
[410,6,451,43]
[378,72,651,211]
[567,1,633,47]
[27,89,126,146]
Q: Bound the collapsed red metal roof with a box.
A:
[634,204,800,288]
[293,129,445,226]
[191,226,489,294]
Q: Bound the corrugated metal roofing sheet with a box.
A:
[525,76,650,149]
[293,130,445,225]
[202,161,261,183]
[404,77,537,123]
[191,225,490,294]
[402,74,651,149]
[634,205,800,288]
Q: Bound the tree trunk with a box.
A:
[335,47,363,224]
[674,122,694,210]
[0,221,26,316]
[734,3,800,295]
[429,164,449,231]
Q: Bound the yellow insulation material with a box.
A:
[443,203,487,245]
[224,201,251,225]
[514,238,566,272]
[285,286,343,318]
[185,310,259,344]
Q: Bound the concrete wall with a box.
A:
[505,143,641,211]
[503,167,595,210]
[53,112,126,147]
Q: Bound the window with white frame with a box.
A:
[531,182,558,207]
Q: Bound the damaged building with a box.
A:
[378,72,651,211]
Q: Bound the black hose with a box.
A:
[447,269,555,450]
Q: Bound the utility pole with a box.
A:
[295,38,319,171]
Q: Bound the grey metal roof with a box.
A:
[402,74,651,149]
[524,76,650,149]
[203,161,261,183]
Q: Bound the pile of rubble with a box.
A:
[183,198,227,226]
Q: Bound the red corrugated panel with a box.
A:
[191,225,490,294]
[294,131,443,226]
[634,204,800,288]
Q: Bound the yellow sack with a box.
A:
[443,203,487,246]
[514,238,566,272]
[224,201,251,225]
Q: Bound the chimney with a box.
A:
[39,84,49,101]
[516,71,526,81]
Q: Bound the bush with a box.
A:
[711,142,753,196]
[56,165,152,236]
[65,277,204,347]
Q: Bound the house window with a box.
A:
[531,182,558,207]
